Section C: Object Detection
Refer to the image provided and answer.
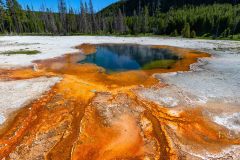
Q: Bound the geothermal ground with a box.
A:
[0,36,239,160]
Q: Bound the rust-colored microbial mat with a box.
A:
[0,44,238,160]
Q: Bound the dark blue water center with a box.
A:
[79,44,181,73]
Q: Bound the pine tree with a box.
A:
[47,8,58,34]
[181,23,191,38]
[25,5,37,33]
[6,0,23,33]
[80,0,88,33]
[89,0,97,33]
[102,17,107,34]
[67,7,77,33]
[142,6,149,33]
[84,2,91,33]
[40,4,49,33]
[0,0,5,32]
[117,9,125,34]
[58,0,67,34]
[132,10,140,34]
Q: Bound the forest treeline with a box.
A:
[100,0,239,16]
[0,0,239,39]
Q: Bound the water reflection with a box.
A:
[79,44,181,72]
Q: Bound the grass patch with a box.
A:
[0,50,40,55]
[142,60,177,70]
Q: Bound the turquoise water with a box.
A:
[79,44,180,72]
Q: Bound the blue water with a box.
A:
[79,44,180,72]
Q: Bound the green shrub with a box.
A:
[0,50,40,55]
